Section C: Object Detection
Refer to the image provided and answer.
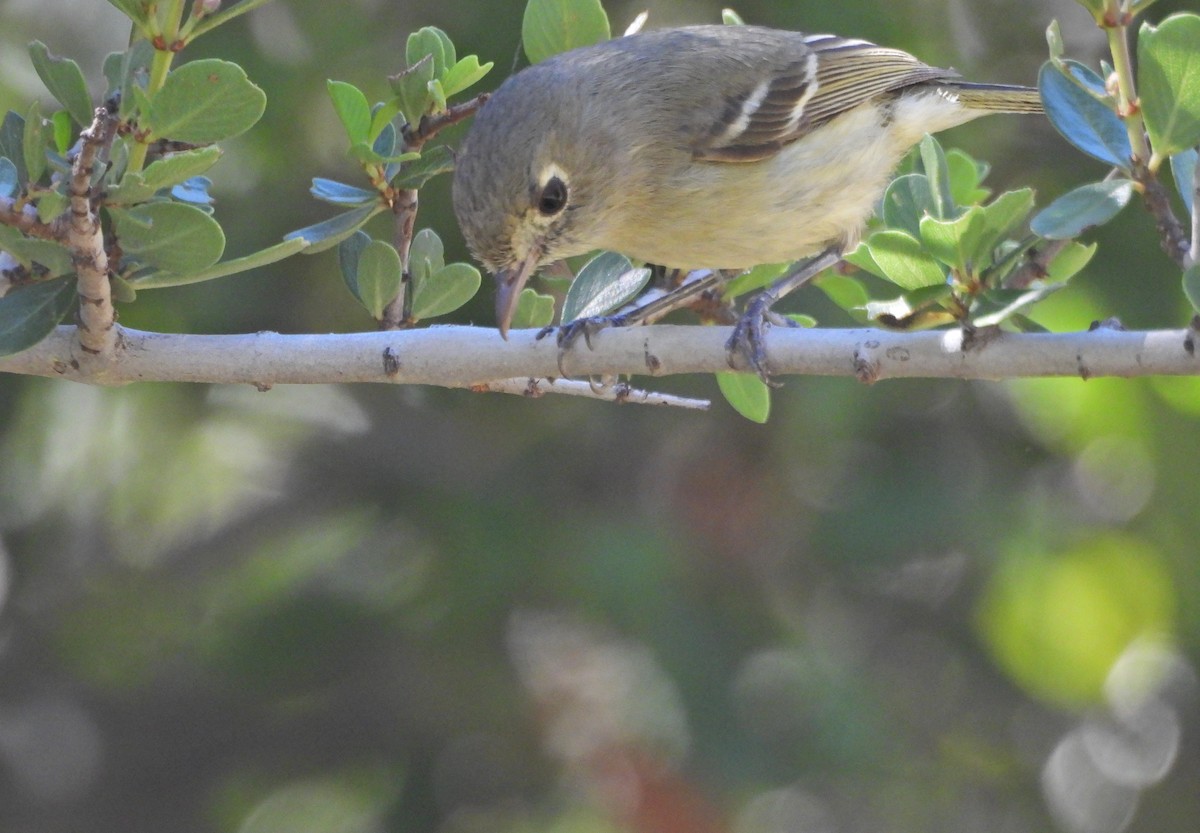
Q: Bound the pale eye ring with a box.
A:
[536,176,569,216]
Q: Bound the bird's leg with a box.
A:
[726,246,844,383]
[545,269,729,351]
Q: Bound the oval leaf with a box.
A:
[28,41,93,127]
[407,227,445,281]
[863,230,946,291]
[882,173,935,238]
[145,59,266,143]
[111,201,226,274]
[522,0,611,64]
[1030,180,1134,239]
[1138,14,1200,157]
[1171,148,1197,217]
[285,204,382,253]
[411,262,481,319]
[561,251,651,322]
[311,177,378,207]
[338,230,371,297]
[716,372,770,423]
[355,239,403,319]
[0,275,75,357]
[1039,62,1132,170]
[326,80,371,145]
[510,287,556,330]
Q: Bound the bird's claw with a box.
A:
[543,314,630,375]
[726,302,782,387]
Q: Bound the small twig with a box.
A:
[402,93,490,149]
[69,106,121,355]
[468,376,710,409]
[0,197,64,240]
[1134,164,1190,269]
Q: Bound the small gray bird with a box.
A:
[452,24,1041,361]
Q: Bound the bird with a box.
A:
[451,24,1042,374]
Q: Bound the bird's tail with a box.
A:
[943,82,1043,114]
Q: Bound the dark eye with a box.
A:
[537,176,569,216]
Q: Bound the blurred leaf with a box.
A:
[171,176,214,205]
[411,262,481,319]
[1044,240,1097,283]
[372,120,397,160]
[145,59,266,143]
[105,0,152,26]
[1039,61,1132,170]
[561,251,651,322]
[1183,264,1200,313]
[102,40,154,116]
[391,55,435,127]
[0,111,27,184]
[111,201,226,274]
[368,100,402,145]
[0,224,73,276]
[978,535,1175,706]
[408,227,445,279]
[35,189,68,223]
[865,284,954,328]
[717,372,770,423]
[722,8,746,25]
[0,157,18,198]
[354,239,403,319]
[327,80,371,145]
[946,147,991,205]
[28,41,93,127]
[724,262,789,299]
[882,173,934,238]
[50,110,72,154]
[815,272,870,321]
[862,230,945,290]
[129,237,308,288]
[407,27,454,78]
[1171,148,1196,216]
[972,284,1064,328]
[338,230,371,298]
[441,56,494,98]
[1137,14,1200,157]
[22,101,46,185]
[311,177,378,207]
[0,275,75,357]
[918,134,953,219]
[286,204,383,253]
[109,146,222,204]
[1030,179,1134,239]
[509,287,556,329]
[390,145,455,190]
[975,189,1036,258]
[919,207,985,273]
[523,0,611,64]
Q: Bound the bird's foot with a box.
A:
[725,295,785,387]
[537,313,632,375]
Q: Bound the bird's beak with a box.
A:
[494,245,542,339]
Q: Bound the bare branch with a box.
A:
[69,106,121,356]
[3,324,1199,392]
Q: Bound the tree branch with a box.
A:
[69,106,120,355]
[3,324,1198,392]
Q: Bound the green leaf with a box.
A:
[1044,241,1097,283]
[441,56,494,98]
[50,110,72,154]
[509,287,556,330]
[1184,264,1200,314]
[522,0,612,64]
[102,40,154,117]
[946,148,991,205]
[723,262,789,299]
[28,41,93,127]
[390,145,455,190]
[337,230,371,299]
[104,0,152,26]
[35,189,68,223]
[144,59,266,143]
[1039,61,1132,170]
[918,134,954,219]
[368,100,403,145]
[128,237,308,288]
[0,111,27,185]
[561,251,651,322]
[407,27,453,78]
[22,102,46,185]
[326,80,371,145]
[408,227,445,278]
[881,173,934,238]
[0,275,76,357]
[109,146,223,204]
[1138,14,1200,158]
[862,230,946,291]
[814,273,870,321]
[0,158,17,198]
[391,55,435,127]
[354,239,403,319]
[1171,148,1197,217]
[0,225,74,277]
[111,201,226,274]
[411,262,482,319]
[1030,180,1134,239]
[976,188,1036,262]
[919,207,985,273]
[722,8,746,25]
[311,177,378,207]
[716,372,770,423]
[285,204,384,253]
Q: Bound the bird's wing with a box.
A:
[693,35,956,163]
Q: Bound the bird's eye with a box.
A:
[536,176,569,216]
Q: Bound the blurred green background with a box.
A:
[1,1,1198,832]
